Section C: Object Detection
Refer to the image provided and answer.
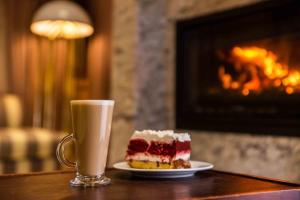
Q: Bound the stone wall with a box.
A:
[109,0,300,183]
[109,0,138,165]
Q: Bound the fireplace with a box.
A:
[175,0,300,135]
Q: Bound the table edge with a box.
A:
[0,170,75,178]
[211,169,300,187]
[0,168,299,188]
[201,188,300,200]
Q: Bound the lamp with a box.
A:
[30,0,94,39]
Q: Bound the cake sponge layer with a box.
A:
[128,160,191,169]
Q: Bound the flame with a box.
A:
[219,46,300,95]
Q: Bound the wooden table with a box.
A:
[0,169,299,200]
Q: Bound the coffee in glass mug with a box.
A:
[57,100,114,187]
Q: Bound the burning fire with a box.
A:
[219,46,300,95]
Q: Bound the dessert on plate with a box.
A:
[125,130,191,169]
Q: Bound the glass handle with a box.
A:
[56,134,76,168]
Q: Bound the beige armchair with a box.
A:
[0,94,65,174]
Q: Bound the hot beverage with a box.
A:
[57,100,114,187]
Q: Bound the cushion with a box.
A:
[0,94,22,127]
[0,128,66,160]
[0,158,61,174]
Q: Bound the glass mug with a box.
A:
[57,100,114,187]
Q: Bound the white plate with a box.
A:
[113,161,213,178]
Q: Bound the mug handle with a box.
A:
[56,134,76,168]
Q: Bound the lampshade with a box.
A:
[30,0,94,39]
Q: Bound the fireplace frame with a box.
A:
[175,0,300,135]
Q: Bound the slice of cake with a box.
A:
[125,130,191,169]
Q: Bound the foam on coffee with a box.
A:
[71,100,114,105]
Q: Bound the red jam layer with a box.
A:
[127,139,191,157]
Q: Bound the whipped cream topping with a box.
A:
[131,130,191,143]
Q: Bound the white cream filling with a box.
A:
[174,153,190,161]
